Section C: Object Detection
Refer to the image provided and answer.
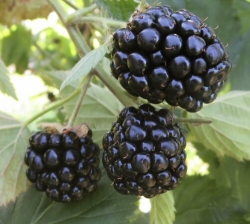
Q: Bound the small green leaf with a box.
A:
[60,41,109,91]
[94,0,137,21]
[150,192,175,224]
[0,59,17,100]
[0,111,30,206]
[186,91,250,161]
[174,175,247,224]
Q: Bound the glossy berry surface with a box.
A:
[24,129,101,203]
[110,5,232,112]
[102,104,187,198]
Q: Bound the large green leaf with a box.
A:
[0,111,30,206]
[94,0,137,21]
[0,58,17,100]
[150,192,175,224]
[186,91,250,161]
[1,25,32,73]
[0,172,137,224]
[173,175,247,224]
[60,41,109,91]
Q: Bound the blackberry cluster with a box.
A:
[102,104,187,198]
[24,129,101,202]
[110,5,232,112]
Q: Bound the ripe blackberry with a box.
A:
[102,104,187,198]
[24,125,101,202]
[110,5,232,112]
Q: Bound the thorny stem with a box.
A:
[67,74,93,127]
[174,118,212,125]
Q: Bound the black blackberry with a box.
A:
[102,104,187,198]
[25,125,101,202]
[110,5,232,112]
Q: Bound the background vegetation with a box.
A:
[0,0,250,223]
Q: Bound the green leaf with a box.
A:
[196,144,250,210]
[232,0,250,33]
[0,173,137,224]
[174,175,247,224]
[0,58,17,100]
[60,41,109,91]
[150,192,175,224]
[0,111,30,206]
[94,0,137,21]
[1,25,32,73]
[186,91,250,161]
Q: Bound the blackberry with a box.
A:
[24,125,101,202]
[110,5,232,112]
[102,104,187,198]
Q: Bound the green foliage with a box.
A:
[150,192,175,224]
[0,58,17,100]
[94,0,137,21]
[1,25,32,73]
[186,91,250,161]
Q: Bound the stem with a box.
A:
[67,74,93,127]
[62,0,79,10]
[70,16,126,27]
[23,87,81,127]
[174,118,212,124]
[66,4,97,24]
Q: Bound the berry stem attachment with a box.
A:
[23,86,81,127]
[174,118,212,125]
[67,74,93,127]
